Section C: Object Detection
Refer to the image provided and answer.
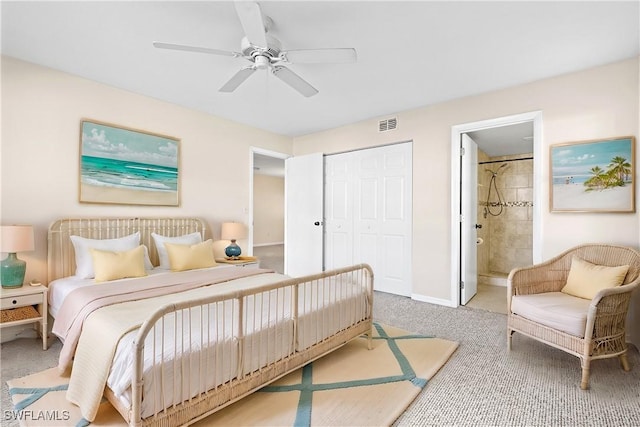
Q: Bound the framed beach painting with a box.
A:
[550,136,635,213]
[79,119,180,206]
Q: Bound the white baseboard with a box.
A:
[253,242,284,247]
[411,293,457,307]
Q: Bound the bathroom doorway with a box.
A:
[451,111,543,312]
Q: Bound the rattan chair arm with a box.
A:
[583,282,639,343]
[590,281,639,307]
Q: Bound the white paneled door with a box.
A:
[284,153,324,277]
[460,134,478,304]
[325,142,412,296]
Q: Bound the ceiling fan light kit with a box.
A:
[153,1,356,97]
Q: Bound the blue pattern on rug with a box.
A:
[9,385,69,411]
[260,322,433,427]
[8,383,90,427]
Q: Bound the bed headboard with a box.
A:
[47,217,207,283]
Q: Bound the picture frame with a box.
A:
[79,119,180,206]
[550,136,635,213]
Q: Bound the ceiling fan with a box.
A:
[153,1,357,97]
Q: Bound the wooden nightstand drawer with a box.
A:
[1,293,43,309]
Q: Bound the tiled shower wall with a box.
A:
[477,151,533,276]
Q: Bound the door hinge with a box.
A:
[460,280,465,289]
[460,147,465,156]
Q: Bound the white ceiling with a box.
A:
[2,1,638,139]
[468,121,533,157]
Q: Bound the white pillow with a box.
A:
[71,232,150,279]
[152,232,202,269]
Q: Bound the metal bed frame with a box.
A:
[48,217,373,426]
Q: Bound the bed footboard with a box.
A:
[110,263,373,427]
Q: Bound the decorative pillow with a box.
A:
[164,240,216,272]
[152,232,203,269]
[561,256,629,300]
[71,232,145,279]
[90,245,147,282]
[141,246,154,271]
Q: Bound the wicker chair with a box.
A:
[507,244,640,389]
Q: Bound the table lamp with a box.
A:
[1,225,35,288]
[221,222,247,259]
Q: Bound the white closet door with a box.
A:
[324,152,354,270]
[325,142,412,296]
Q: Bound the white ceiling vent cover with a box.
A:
[379,117,398,132]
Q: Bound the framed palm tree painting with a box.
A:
[550,136,635,212]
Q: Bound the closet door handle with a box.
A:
[314,221,322,226]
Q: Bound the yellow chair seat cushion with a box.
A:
[561,256,629,300]
[165,239,217,272]
[90,245,148,282]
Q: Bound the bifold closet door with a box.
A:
[325,143,412,296]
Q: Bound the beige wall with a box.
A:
[3,55,639,346]
[1,57,292,283]
[294,58,640,307]
[253,174,284,245]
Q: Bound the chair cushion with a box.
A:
[511,292,591,337]
[561,256,629,300]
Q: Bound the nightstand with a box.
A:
[0,285,48,350]
[215,256,260,268]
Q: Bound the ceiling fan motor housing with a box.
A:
[241,35,282,61]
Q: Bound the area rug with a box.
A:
[6,323,458,427]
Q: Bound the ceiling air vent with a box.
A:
[378,117,397,132]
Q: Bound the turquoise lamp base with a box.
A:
[225,240,242,259]
[1,253,26,288]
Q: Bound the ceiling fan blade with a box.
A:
[234,1,268,48]
[283,48,357,64]
[153,41,239,57]
[219,66,257,92]
[272,66,318,97]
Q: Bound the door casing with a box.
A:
[450,111,543,307]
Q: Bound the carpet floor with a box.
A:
[2,291,640,426]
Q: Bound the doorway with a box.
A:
[250,148,288,273]
[450,111,543,309]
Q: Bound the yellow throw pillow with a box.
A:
[90,245,148,282]
[165,239,217,272]
[561,256,629,300]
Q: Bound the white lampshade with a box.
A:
[221,222,247,241]
[1,225,35,253]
